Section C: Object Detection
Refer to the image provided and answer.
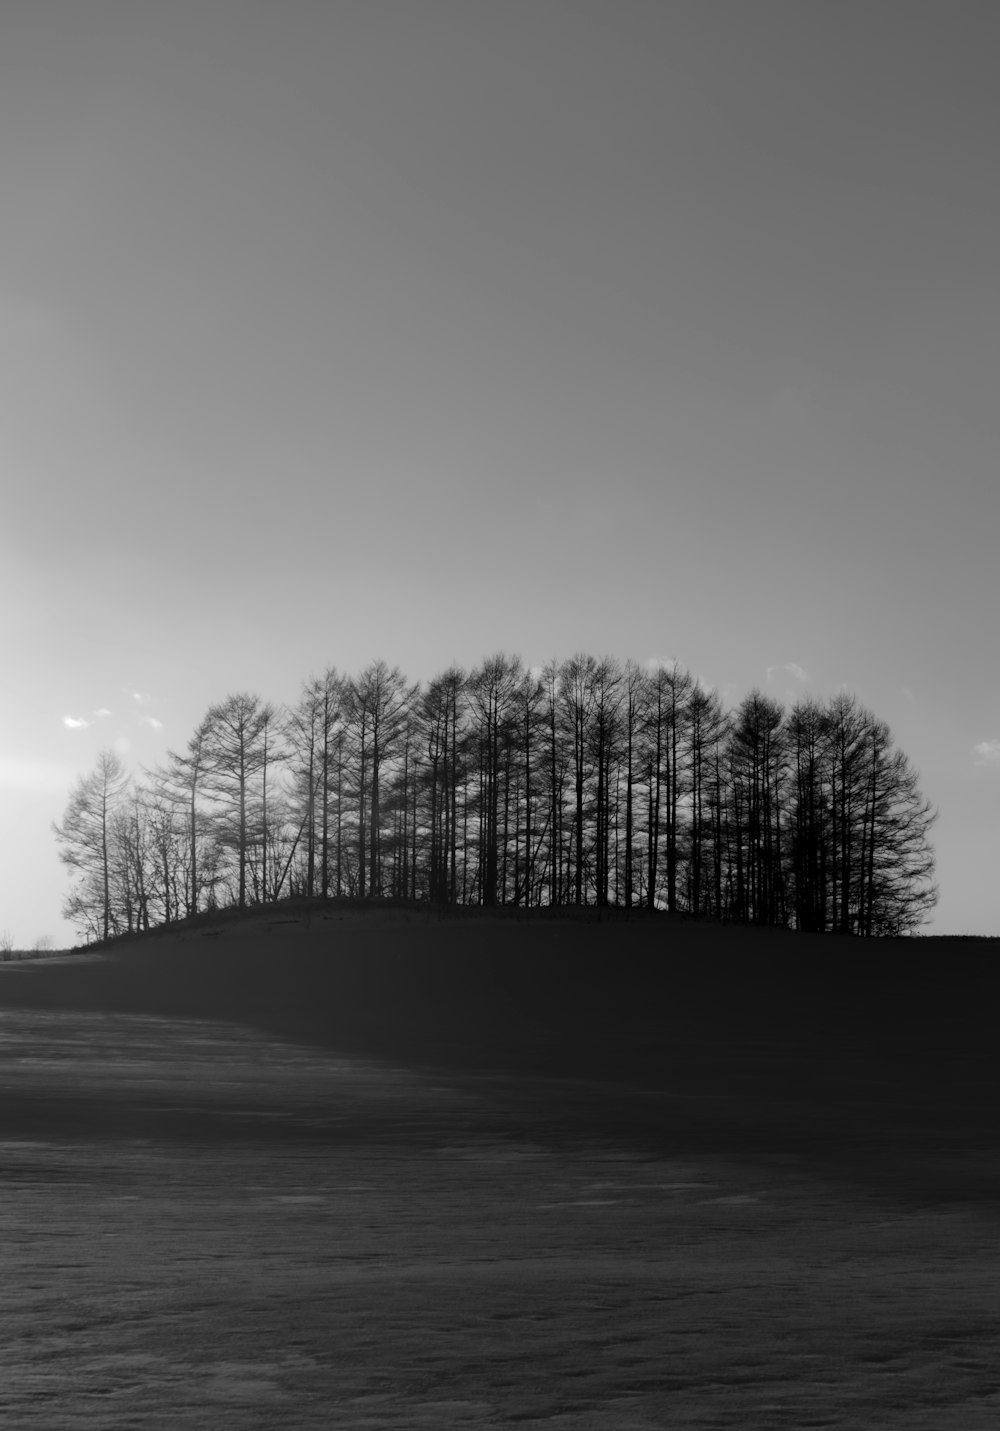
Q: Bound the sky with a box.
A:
[2,0,998,945]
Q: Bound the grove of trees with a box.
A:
[53,654,938,942]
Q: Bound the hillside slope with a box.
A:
[3,908,998,1197]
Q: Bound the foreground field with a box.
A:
[1,909,998,1428]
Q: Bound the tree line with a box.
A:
[53,654,938,942]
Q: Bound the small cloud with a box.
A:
[972,740,1000,767]
[644,655,679,674]
[766,663,808,684]
[126,688,151,705]
[139,715,164,730]
[900,686,915,704]
[63,715,91,729]
[94,707,112,718]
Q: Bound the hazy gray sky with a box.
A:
[2,1,998,943]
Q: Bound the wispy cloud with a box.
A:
[139,715,164,731]
[63,715,91,729]
[644,655,680,674]
[766,662,808,684]
[972,740,1000,766]
[94,707,112,718]
[127,688,151,705]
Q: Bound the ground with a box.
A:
[1,909,998,1427]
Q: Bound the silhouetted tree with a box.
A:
[53,749,131,942]
[511,665,546,906]
[641,663,694,910]
[54,653,939,938]
[202,693,276,909]
[685,683,729,917]
[587,658,623,906]
[540,660,569,904]
[822,692,870,934]
[110,787,155,934]
[468,654,524,906]
[344,662,417,898]
[620,661,648,909]
[725,690,787,924]
[150,716,216,919]
[287,669,343,899]
[786,698,831,932]
[557,654,598,904]
[134,780,189,926]
[419,668,467,904]
[858,721,937,935]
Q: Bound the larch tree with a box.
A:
[468,653,523,906]
[110,786,154,934]
[859,727,938,935]
[202,692,276,909]
[419,668,469,905]
[642,662,694,911]
[558,654,598,905]
[685,682,728,918]
[621,661,648,910]
[153,715,215,918]
[287,669,343,899]
[726,690,787,925]
[541,660,569,905]
[786,698,831,933]
[419,670,451,904]
[136,779,186,927]
[822,692,872,934]
[512,665,546,907]
[53,748,131,942]
[588,657,624,907]
[53,652,939,939]
[343,662,417,898]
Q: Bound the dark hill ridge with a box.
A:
[2,907,998,1198]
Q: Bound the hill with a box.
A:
[3,904,998,1198]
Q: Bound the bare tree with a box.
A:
[201,693,276,909]
[150,715,215,918]
[468,654,523,906]
[786,698,831,932]
[725,690,787,925]
[286,671,342,899]
[587,658,624,907]
[685,682,728,917]
[343,662,417,898]
[641,663,694,911]
[557,654,598,905]
[53,749,131,942]
[620,661,648,910]
[512,665,546,907]
[540,660,569,905]
[859,723,938,935]
[784,695,937,935]
[52,653,938,941]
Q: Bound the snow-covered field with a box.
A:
[1,911,998,1427]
